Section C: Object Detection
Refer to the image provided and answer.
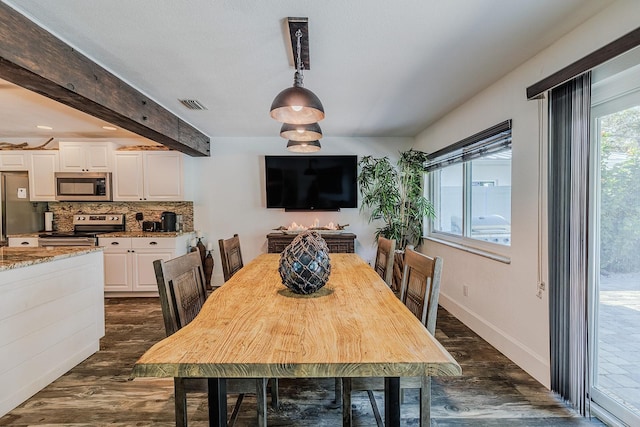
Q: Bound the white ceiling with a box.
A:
[0,0,613,145]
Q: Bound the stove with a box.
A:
[38,214,125,247]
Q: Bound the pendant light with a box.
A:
[280,122,322,141]
[287,139,321,153]
[270,25,325,125]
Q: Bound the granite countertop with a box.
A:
[9,231,195,238]
[96,231,194,238]
[0,246,103,272]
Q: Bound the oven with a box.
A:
[38,214,125,247]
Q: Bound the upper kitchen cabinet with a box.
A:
[0,151,30,170]
[28,151,58,201]
[112,151,184,201]
[59,141,112,172]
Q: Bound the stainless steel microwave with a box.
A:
[55,172,112,201]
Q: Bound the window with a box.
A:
[427,120,512,246]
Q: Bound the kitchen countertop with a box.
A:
[0,246,103,272]
[96,231,194,238]
[8,231,195,238]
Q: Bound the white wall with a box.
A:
[414,0,640,388]
[191,136,413,287]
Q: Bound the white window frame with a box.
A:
[425,121,513,263]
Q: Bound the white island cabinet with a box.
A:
[0,247,104,418]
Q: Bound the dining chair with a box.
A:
[374,236,396,290]
[154,251,277,427]
[344,246,443,426]
[218,233,244,282]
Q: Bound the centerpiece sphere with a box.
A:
[278,230,331,294]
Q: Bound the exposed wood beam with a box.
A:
[0,3,210,157]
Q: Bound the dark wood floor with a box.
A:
[0,298,603,426]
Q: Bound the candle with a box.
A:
[196,230,202,238]
[207,242,213,251]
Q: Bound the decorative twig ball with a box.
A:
[278,230,331,294]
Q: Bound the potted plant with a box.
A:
[357,149,435,289]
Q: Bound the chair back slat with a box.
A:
[374,236,396,289]
[219,233,244,282]
[399,247,443,334]
[154,251,207,336]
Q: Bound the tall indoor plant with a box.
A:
[358,149,435,287]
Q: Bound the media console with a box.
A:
[266,232,356,254]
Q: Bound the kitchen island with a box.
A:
[0,246,105,417]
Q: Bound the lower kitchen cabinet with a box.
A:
[99,234,192,296]
[8,237,39,247]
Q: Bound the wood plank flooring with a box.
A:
[0,298,603,426]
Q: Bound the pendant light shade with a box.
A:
[270,75,324,124]
[270,20,325,125]
[280,122,322,141]
[287,139,321,153]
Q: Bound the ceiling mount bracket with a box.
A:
[287,17,310,70]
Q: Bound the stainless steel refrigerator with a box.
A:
[1,172,46,244]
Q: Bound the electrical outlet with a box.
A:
[463,285,469,297]
[135,212,143,221]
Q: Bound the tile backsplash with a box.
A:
[47,201,194,232]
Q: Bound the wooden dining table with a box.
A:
[132,253,461,426]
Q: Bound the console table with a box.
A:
[267,232,356,253]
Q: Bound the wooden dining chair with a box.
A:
[218,234,244,282]
[374,236,396,290]
[344,246,443,426]
[154,251,277,427]
[399,246,443,334]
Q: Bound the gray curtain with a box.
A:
[548,72,591,415]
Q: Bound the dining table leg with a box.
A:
[208,378,227,427]
[257,378,267,427]
[420,376,431,426]
[341,377,352,427]
[384,377,401,427]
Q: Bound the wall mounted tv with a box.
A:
[265,155,358,211]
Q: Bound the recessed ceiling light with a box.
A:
[102,126,118,131]
[36,125,53,130]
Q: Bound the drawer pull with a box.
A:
[149,241,158,245]
[21,241,30,245]
[111,242,120,245]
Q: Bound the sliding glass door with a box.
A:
[590,55,640,426]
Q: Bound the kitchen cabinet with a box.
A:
[8,237,39,247]
[28,151,58,201]
[0,151,29,170]
[99,234,192,295]
[112,151,184,201]
[58,141,112,172]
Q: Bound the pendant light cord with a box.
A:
[294,29,304,86]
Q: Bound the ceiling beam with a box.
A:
[0,3,210,157]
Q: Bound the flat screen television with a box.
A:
[265,155,358,210]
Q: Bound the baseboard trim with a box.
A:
[439,292,551,388]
